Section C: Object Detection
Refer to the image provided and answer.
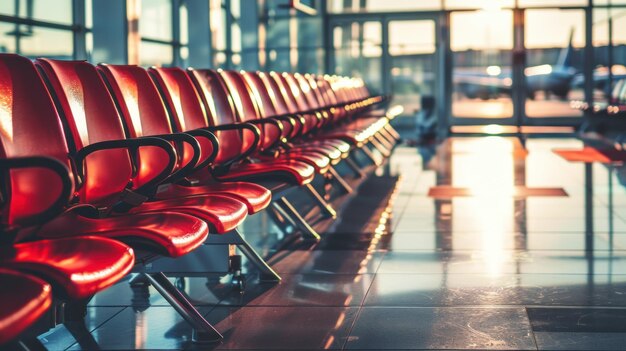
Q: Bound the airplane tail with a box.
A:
[556,28,574,68]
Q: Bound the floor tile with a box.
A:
[364,274,626,307]
[67,306,213,350]
[207,306,357,350]
[527,307,626,332]
[219,273,374,307]
[534,332,626,350]
[38,307,125,351]
[345,307,536,350]
[269,250,387,275]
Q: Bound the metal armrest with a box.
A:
[185,129,219,169]
[147,132,201,184]
[74,137,177,192]
[205,123,261,168]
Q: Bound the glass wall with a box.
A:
[139,0,188,67]
[332,21,383,93]
[451,10,514,120]
[524,9,585,118]
[592,3,626,106]
[0,0,88,59]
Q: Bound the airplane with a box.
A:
[454,30,577,101]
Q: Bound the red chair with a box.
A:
[97,64,271,215]
[191,69,338,219]
[217,70,333,174]
[296,73,396,156]
[94,63,280,281]
[244,72,349,154]
[0,54,219,343]
[146,67,322,239]
[35,58,248,235]
[282,73,396,166]
[0,270,52,347]
[241,72,355,183]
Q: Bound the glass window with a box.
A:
[332,21,383,93]
[328,0,441,12]
[451,10,514,119]
[518,0,586,7]
[140,41,173,67]
[19,27,74,58]
[445,0,514,10]
[0,0,73,24]
[140,0,172,41]
[0,23,17,53]
[389,21,435,56]
[525,9,585,118]
[210,0,227,51]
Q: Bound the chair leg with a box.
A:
[267,204,298,236]
[274,197,321,240]
[328,166,353,194]
[384,124,401,140]
[378,128,397,148]
[304,184,337,218]
[345,156,365,178]
[232,230,282,282]
[143,272,223,344]
[369,136,391,157]
[64,320,101,350]
[360,145,382,166]
[16,337,48,351]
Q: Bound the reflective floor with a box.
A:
[40,137,626,350]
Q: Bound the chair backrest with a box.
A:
[219,70,282,151]
[0,54,73,228]
[35,59,165,203]
[98,64,199,179]
[147,66,216,170]
[270,73,319,135]
[187,69,249,164]
[242,71,297,139]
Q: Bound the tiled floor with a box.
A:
[40,137,626,350]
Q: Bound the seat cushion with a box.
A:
[288,144,343,162]
[0,270,52,345]
[266,151,330,174]
[130,195,248,234]
[155,182,271,214]
[36,211,209,258]
[0,237,135,299]
[217,160,315,186]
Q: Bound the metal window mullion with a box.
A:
[72,0,87,60]
[172,0,181,66]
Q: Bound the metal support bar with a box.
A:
[345,156,365,178]
[360,144,383,166]
[304,183,337,218]
[275,197,321,240]
[373,133,394,154]
[143,272,223,343]
[232,230,281,282]
[367,137,390,158]
[383,123,401,141]
[328,166,353,194]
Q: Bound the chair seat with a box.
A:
[295,139,352,160]
[217,160,315,186]
[155,182,271,214]
[269,151,331,174]
[0,236,134,299]
[129,195,248,234]
[37,211,209,258]
[0,270,52,345]
[288,144,343,162]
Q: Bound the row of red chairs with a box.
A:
[0,53,400,347]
